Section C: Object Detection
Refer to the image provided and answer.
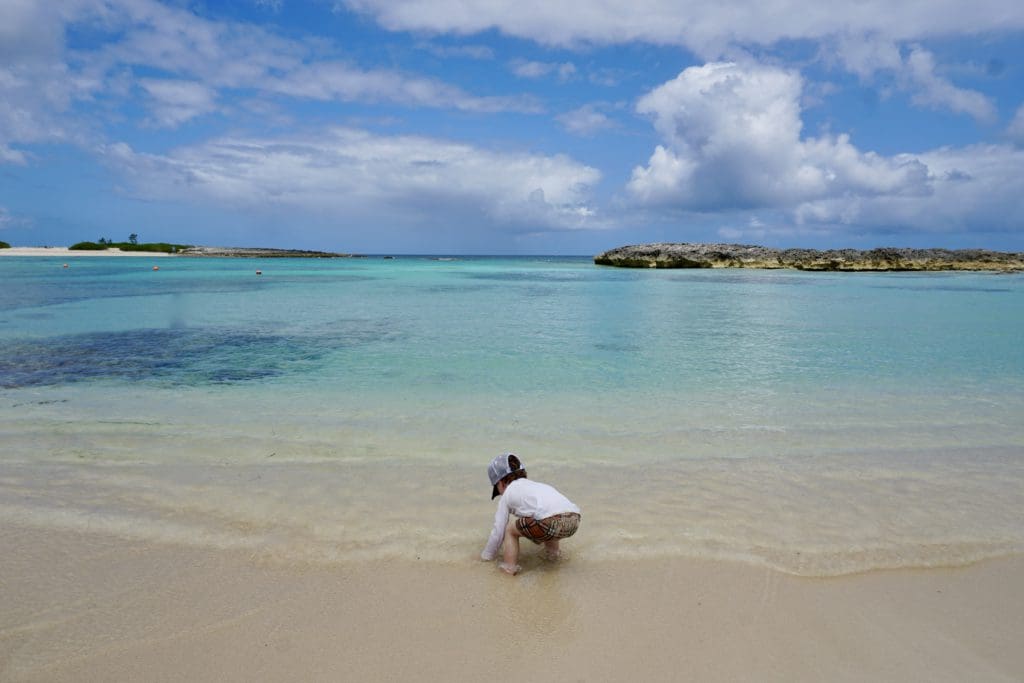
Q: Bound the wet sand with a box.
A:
[2,523,1021,682]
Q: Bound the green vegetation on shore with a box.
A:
[70,240,191,253]
[0,241,10,249]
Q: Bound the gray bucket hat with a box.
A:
[487,452,524,499]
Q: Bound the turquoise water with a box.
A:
[2,255,1022,574]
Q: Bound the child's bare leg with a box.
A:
[500,521,522,575]
[542,539,561,561]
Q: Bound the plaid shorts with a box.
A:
[516,512,581,544]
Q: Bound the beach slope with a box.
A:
[2,524,1021,683]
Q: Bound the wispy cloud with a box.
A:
[510,59,577,81]
[1009,105,1024,145]
[0,0,542,157]
[904,47,996,123]
[416,42,495,60]
[139,79,220,127]
[349,1,1016,123]
[0,206,31,231]
[260,62,542,112]
[558,104,615,136]
[835,36,996,122]
[343,0,1024,55]
[101,127,603,231]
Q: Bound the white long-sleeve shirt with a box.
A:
[481,478,580,561]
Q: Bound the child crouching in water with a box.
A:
[481,452,581,575]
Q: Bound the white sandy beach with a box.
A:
[0,247,170,257]
[1,523,1021,683]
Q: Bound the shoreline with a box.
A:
[0,247,171,257]
[2,523,1021,682]
[0,246,352,258]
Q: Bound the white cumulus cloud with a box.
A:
[794,144,1024,234]
[628,61,1024,237]
[628,62,929,210]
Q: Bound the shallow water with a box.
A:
[1,255,1022,575]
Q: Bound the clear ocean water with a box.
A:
[1,255,1022,575]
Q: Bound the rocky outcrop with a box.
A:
[594,243,1024,271]
[178,246,354,258]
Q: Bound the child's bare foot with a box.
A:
[499,562,521,575]
[540,548,562,562]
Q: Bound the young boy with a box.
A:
[480,452,581,575]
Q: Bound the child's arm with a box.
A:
[481,498,510,561]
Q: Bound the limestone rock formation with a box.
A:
[594,243,1024,271]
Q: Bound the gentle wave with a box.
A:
[2,437,1022,577]
[2,258,1022,576]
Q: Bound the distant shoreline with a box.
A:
[0,246,352,258]
[0,247,172,257]
[177,246,354,258]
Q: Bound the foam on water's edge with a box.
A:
[2,445,1022,577]
[2,502,1021,577]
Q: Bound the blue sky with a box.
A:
[1,0,1023,254]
